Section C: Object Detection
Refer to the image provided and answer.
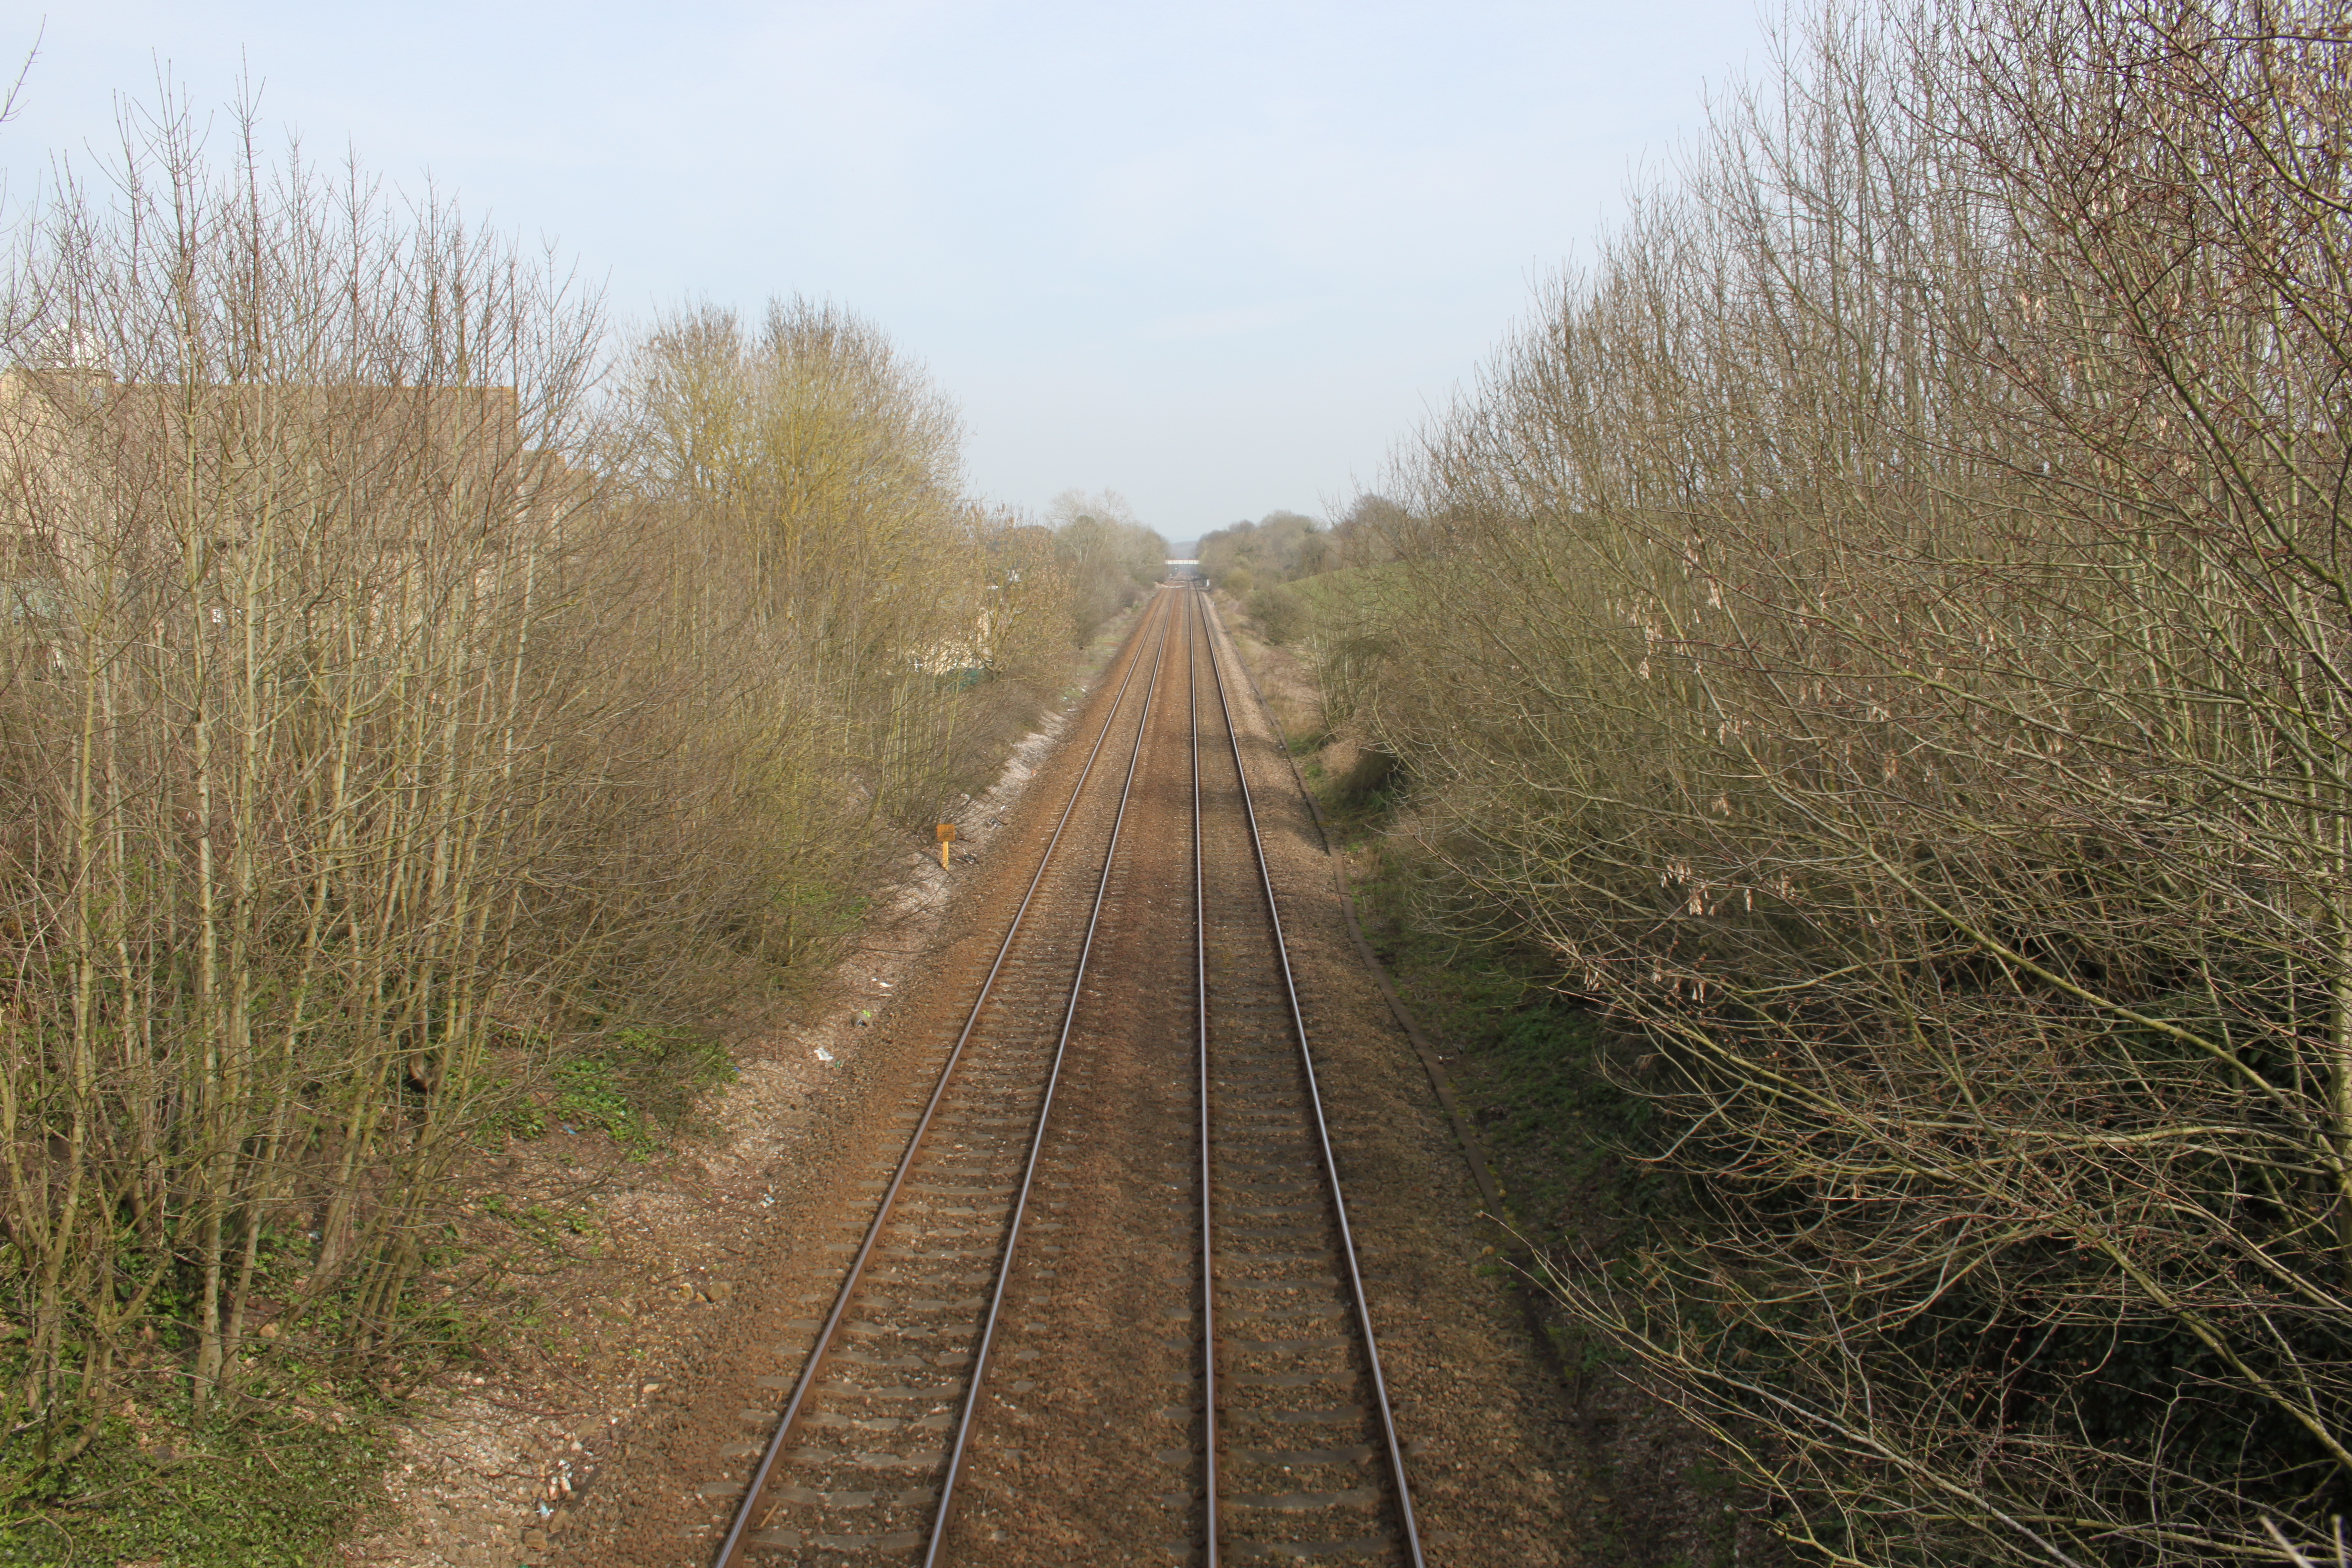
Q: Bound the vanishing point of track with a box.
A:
[694,584,1425,1565]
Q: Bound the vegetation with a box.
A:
[0,1406,389,1567]
[1040,489,1169,644]
[0,95,1115,1543]
[1199,498,1405,597]
[26,1,2352,1562]
[1199,508,1327,590]
[1304,0,2352,1561]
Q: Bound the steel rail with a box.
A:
[1193,587,1428,1568]
[1190,581,1222,1568]
[714,588,1179,1568]
[919,584,1178,1565]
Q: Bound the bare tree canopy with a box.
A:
[1327,0,2352,1561]
[0,98,1075,1498]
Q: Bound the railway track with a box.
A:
[689,584,1424,1564]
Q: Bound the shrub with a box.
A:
[1245,583,1308,644]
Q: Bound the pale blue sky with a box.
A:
[0,2,1767,540]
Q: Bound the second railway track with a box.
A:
[688,584,1425,1565]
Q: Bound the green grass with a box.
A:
[1300,745,1404,835]
[496,1023,736,1159]
[0,1407,388,1567]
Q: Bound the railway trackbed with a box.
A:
[655,584,1428,1565]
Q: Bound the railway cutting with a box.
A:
[559,581,1575,1568]
[639,587,1425,1563]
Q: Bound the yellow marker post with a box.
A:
[936,822,957,869]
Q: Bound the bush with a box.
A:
[1245,583,1307,644]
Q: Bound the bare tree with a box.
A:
[1340,1,2352,1561]
[0,80,1075,1510]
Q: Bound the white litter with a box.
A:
[813,1046,835,1063]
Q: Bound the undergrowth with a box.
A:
[0,1405,389,1566]
[1341,842,1685,1271]
[0,1023,730,1559]
[493,1025,736,1157]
